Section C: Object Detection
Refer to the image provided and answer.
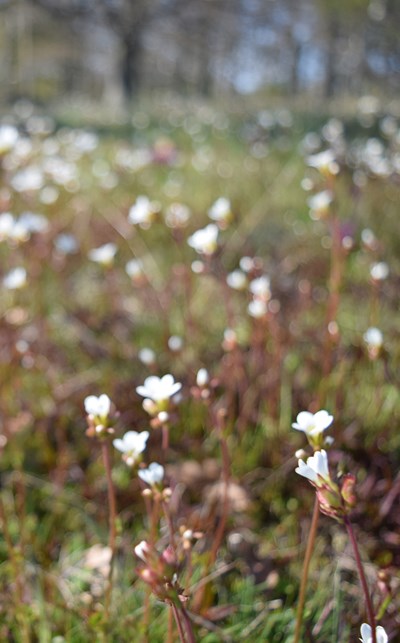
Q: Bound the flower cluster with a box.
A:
[295,449,356,521]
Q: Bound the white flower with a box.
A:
[307,190,333,219]
[126,258,144,279]
[249,275,271,300]
[0,213,30,243]
[3,267,27,290]
[295,450,330,484]
[187,224,219,255]
[363,327,383,349]
[113,430,149,467]
[128,195,157,228]
[168,335,183,352]
[361,228,377,250]
[18,212,48,234]
[360,623,388,643]
[0,124,18,154]
[165,202,191,228]
[196,368,209,387]
[136,374,182,403]
[239,256,255,273]
[0,213,15,240]
[11,166,44,192]
[292,410,333,438]
[208,197,232,224]
[248,299,268,318]
[370,262,389,281]
[138,347,156,366]
[307,149,338,174]
[227,270,247,290]
[88,243,117,267]
[54,233,79,254]
[138,462,164,487]
[84,394,111,419]
[134,540,151,562]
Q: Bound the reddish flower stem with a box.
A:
[171,603,187,643]
[101,440,117,622]
[344,516,377,643]
[294,495,320,643]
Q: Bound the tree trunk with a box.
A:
[121,34,141,105]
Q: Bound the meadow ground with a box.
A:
[0,96,399,641]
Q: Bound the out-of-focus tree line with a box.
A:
[0,0,399,107]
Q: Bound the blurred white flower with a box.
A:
[295,449,330,484]
[134,540,151,562]
[370,261,389,281]
[0,213,29,243]
[3,267,27,290]
[361,228,377,251]
[113,430,149,467]
[84,394,111,420]
[363,327,383,349]
[292,410,333,438]
[128,195,158,228]
[307,190,333,219]
[188,224,218,255]
[138,462,164,487]
[208,197,232,225]
[196,368,209,387]
[307,149,338,175]
[54,233,79,255]
[126,258,144,280]
[249,275,271,300]
[360,623,388,643]
[0,124,18,154]
[19,212,48,234]
[136,374,182,403]
[138,347,156,366]
[248,299,268,318]
[168,335,183,352]
[88,243,117,267]
[11,166,44,192]
[227,270,247,290]
[239,256,255,273]
[40,186,59,205]
[165,202,191,228]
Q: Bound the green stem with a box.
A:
[344,516,377,643]
[294,496,320,643]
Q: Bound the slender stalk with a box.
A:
[101,440,117,622]
[344,516,377,643]
[294,496,320,643]
[181,605,196,643]
[162,425,169,451]
[171,603,187,643]
[209,427,230,564]
[162,500,176,550]
[167,606,174,643]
